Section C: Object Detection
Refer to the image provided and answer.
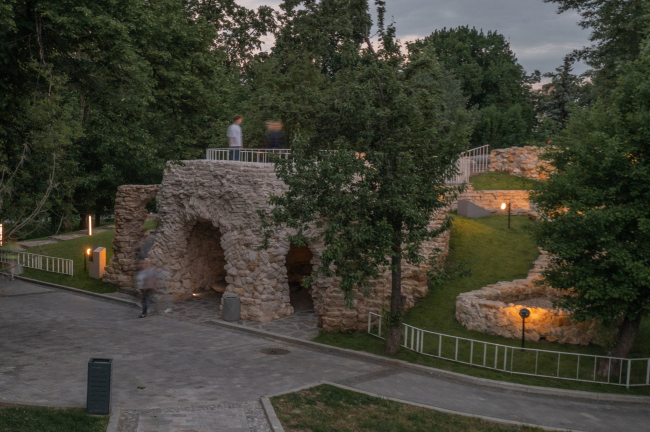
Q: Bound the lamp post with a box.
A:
[88,215,93,236]
[500,202,511,228]
[84,248,92,272]
[519,308,530,349]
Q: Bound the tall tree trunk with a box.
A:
[385,241,402,355]
[597,316,642,378]
[95,209,102,227]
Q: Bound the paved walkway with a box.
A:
[161,291,319,340]
[1,279,649,432]
[17,225,116,250]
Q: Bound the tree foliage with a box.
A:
[530,31,650,359]
[545,0,648,92]
[259,0,472,353]
[0,0,246,235]
[408,26,539,148]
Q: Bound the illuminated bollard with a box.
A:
[89,247,106,279]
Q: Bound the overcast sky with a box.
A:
[239,0,592,76]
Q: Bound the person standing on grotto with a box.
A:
[227,115,243,161]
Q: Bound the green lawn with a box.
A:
[470,172,538,190]
[20,219,158,293]
[0,405,108,432]
[315,215,650,395]
[271,384,542,432]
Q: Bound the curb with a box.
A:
[204,319,650,405]
[260,397,284,432]
[105,408,121,432]
[13,277,650,406]
[13,276,141,309]
[260,381,580,432]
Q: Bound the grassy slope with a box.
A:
[271,384,541,432]
[470,172,538,190]
[0,406,108,432]
[315,215,650,395]
[21,219,158,293]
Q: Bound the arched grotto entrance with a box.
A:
[285,243,314,311]
[186,221,227,294]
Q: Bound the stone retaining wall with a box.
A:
[454,185,536,217]
[103,185,159,290]
[455,251,616,345]
[105,160,450,332]
[489,146,551,180]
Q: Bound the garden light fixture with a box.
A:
[501,202,511,229]
[519,307,530,349]
[84,248,92,271]
[88,215,93,235]
[0,223,3,246]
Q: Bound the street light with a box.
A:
[501,202,511,229]
[519,308,530,349]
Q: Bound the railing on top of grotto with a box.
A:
[205,144,490,184]
[367,312,650,388]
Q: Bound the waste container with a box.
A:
[87,358,112,415]
[222,294,241,322]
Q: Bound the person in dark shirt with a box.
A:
[264,121,285,150]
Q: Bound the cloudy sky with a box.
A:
[240,0,592,76]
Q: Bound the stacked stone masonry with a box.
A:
[453,184,536,217]
[455,251,616,346]
[103,185,159,290]
[104,160,450,332]
[489,146,552,180]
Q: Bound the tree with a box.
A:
[530,33,650,365]
[545,0,648,92]
[539,56,584,135]
[1,0,240,235]
[408,26,539,148]
[260,0,472,354]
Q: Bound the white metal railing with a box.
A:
[206,148,291,163]
[0,250,74,276]
[446,144,490,184]
[367,312,650,388]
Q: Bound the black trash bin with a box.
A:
[87,358,112,415]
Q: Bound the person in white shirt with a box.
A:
[226,115,243,161]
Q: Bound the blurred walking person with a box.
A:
[135,230,169,317]
[264,121,285,150]
[227,115,243,161]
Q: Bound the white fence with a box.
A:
[446,144,490,184]
[0,250,74,276]
[368,312,650,388]
[206,148,291,163]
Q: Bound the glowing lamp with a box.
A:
[88,215,93,235]
[519,308,530,349]
[500,203,507,210]
[0,223,3,246]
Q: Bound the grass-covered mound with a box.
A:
[470,172,538,190]
[21,219,158,293]
[315,215,650,395]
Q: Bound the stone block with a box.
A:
[457,200,493,218]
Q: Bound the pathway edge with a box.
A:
[207,319,650,405]
[260,397,285,432]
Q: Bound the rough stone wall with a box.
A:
[103,185,159,290]
[112,160,452,330]
[455,251,616,345]
[489,146,552,180]
[454,184,536,217]
[318,209,451,332]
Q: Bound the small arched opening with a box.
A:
[185,220,227,294]
[285,243,314,312]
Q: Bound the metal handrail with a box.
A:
[206,148,291,163]
[0,250,73,276]
[367,312,650,388]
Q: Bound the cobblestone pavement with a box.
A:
[119,402,270,432]
[3,279,650,432]
[154,291,320,340]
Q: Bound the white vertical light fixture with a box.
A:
[88,215,93,236]
[0,223,3,246]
